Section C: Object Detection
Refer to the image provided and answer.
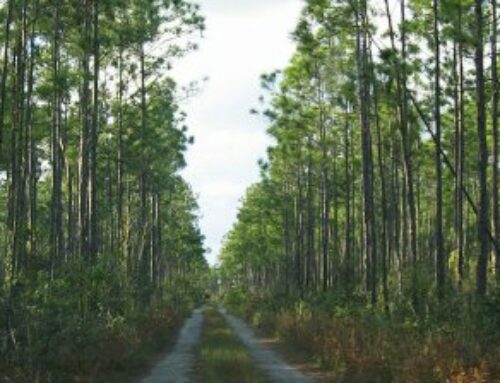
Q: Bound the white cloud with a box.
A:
[201,181,245,198]
[173,0,303,265]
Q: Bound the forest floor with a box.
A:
[138,306,314,383]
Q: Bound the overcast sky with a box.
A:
[172,0,303,265]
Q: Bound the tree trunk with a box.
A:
[0,0,14,149]
[475,0,490,296]
[79,0,92,260]
[117,46,124,260]
[356,1,377,304]
[454,11,466,289]
[490,0,500,279]
[89,0,99,260]
[343,103,352,291]
[433,0,445,299]
[26,5,37,270]
[50,1,63,276]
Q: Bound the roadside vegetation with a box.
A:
[0,0,209,381]
[220,0,500,382]
[224,289,500,383]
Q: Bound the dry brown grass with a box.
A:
[249,307,498,383]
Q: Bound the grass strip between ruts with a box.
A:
[194,306,270,383]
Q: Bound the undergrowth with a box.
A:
[223,288,500,383]
[0,260,206,382]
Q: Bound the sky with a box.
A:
[172,0,303,266]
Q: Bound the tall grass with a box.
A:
[224,289,500,383]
